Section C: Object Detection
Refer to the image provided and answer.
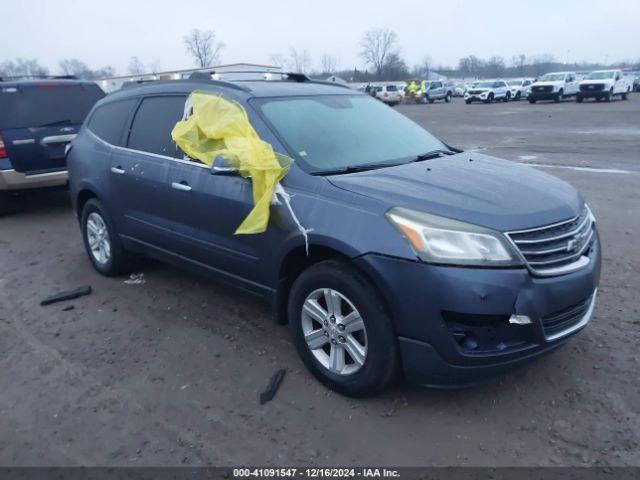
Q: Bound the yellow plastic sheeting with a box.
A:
[171,92,292,234]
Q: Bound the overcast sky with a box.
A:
[3,0,639,75]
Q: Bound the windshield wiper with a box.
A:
[312,162,404,176]
[38,119,74,127]
[413,149,456,162]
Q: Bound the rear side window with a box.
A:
[127,96,186,157]
[87,98,137,146]
[0,83,105,130]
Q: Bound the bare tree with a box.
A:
[269,54,289,70]
[183,29,224,68]
[58,58,115,79]
[359,27,399,79]
[0,58,49,78]
[289,48,311,73]
[128,56,146,75]
[320,54,338,74]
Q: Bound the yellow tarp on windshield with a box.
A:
[171,91,292,234]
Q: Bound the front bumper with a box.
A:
[464,92,489,101]
[0,168,68,191]
[578,89,607,99]
[354,233,601,387]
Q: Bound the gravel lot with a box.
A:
[1,94,639,467]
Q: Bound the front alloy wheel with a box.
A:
[302,288,368,375]
[288,260,398,396]
[81,198,129,276]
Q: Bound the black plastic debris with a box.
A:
[259,368,286,405]
[62,305,75,312]
[41,286,92,306]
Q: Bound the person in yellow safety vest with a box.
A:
[407,80,418,98]
[420,80,427,103]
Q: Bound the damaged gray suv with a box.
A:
[67,72,601,396]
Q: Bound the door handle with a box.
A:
[171,181,192,192]
[111,166,125,175]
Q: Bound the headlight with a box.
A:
[386,207,523,266]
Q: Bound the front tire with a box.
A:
[514,91,521,101]
[554,89,563,103]
[529,97,537,104]
[287,260,399,397]
[445,92,452,103]
[484,93,494,104]
[81,198,129,276]
[503,92,511,102]
[576,94,584,103]
[465,99,473,104]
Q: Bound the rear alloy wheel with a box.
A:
[288,260,398,396]
[81,198,129,276]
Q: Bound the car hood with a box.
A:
[532,81,562,87]
[327,152,582,232]
[580,79,613,85]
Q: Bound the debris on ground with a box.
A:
[40,286,92,306]
[124,273,146,285]
[259,369,286,405]
[62,305,75,312]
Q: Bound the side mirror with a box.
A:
[211,155,239,175]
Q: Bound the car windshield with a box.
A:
[386,85,398,91]
[539,74,566,82]
[586,71,615,79]
[254,95,447,174]
[0,83,105,130]
[473,82,494,88]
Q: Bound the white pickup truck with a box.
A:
[528,72,579,103]
[577,70,631,102]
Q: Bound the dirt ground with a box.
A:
[0,95,639,467]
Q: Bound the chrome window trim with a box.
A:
[545,290,596,342]
[86,128,209,170]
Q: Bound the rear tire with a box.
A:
[503,92,511,102]
[529,97,537,104]
[465,99,472,104]
[80,198,130,276]
[605,89,613,102]
[444,92,452,103]
[287,260,399,397]
[622,89,629,100]
[576,94,584,103]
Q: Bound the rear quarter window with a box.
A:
[127,95,187,158]
[87,98,138,146]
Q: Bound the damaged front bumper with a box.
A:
[354,233,601,387]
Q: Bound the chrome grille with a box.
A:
[580,83,605,92]
[542,295,592,338]
[507,208,595,276]
[532,85,553,93]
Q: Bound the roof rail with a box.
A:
[186,69,351,90]
[0,74,80,81]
